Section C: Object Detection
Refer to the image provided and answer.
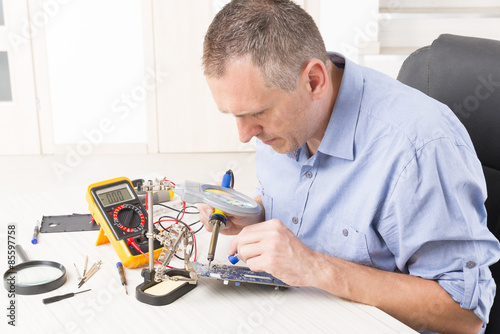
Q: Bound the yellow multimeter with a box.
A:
[86,177,171,268]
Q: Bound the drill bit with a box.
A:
[78,260,102,288]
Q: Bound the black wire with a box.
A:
[155,203,199,214]
[152,199,203,261]
[155,216,196,260]
[190,221,204,234]
[154,212,201,260]
[156,215,189,231]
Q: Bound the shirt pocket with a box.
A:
[318,217,374,267]
[261,190,273,221]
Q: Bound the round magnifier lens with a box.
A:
[4,260,67,295]
[15,265,65,287]
[203,188,256,209]
[174,181,261,216]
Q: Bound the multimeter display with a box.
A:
[91,180,147,240]
[96,184,133,207]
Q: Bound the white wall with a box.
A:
[3,0,500,155]
[319,0,379,63]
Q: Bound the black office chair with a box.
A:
[397,33,500,333]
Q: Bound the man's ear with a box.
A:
[301,60,328,100]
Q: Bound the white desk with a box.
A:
[0,153,417,334]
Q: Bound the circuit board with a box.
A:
[192,262,289,288]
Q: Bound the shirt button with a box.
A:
[466,261,476,269]
[292,217,299,224]
[305,171,313,179]
[342,229,349,237]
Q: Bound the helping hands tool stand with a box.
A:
[136,179,198,306]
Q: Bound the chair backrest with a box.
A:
[397,33,500,333]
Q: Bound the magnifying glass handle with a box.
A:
[15,245,30,263]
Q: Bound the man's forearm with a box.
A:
[310,252,483,334]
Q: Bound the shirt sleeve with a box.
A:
[379,137,500,324]
[252,183,263,199]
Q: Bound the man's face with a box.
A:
[206,57,318,154]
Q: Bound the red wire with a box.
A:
[178,200,186,221]
[127,238,172,267]
[163,178,175,186]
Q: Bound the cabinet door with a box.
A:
[0,0,40,155]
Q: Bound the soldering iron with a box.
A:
[207,170,233,268]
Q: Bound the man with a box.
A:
[198,1,500,333]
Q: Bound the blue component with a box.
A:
[191,262,289,288]
[116,262,122,267]
[209,213,227,224]
[228,254,239,265]
[32,226,39,244]
[235,282,240,287]
[221,173,232,188]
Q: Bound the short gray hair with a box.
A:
[203,0,329,92]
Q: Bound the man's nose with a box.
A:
[236,117,262,143]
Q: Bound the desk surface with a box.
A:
[0,153,417,334]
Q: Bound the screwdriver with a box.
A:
[42,289,91,304]
[207,170,233,269]
[116,262,128,294]
[31,220,41,244]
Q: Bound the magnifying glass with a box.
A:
[3,245,67,295]
[174,180,261,216]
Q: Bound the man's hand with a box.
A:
[227,218,483,334]
[197,195,265,235]
[227,219,317,286]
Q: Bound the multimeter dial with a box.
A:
[112,204,145,233]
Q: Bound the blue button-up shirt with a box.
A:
[254,53,500,328]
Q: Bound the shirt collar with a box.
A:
[286,53,363,162]
[317,53,363,161]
